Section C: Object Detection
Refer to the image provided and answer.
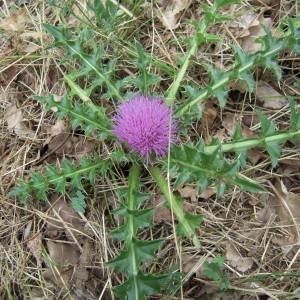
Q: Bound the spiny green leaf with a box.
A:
[231,175,266,193]
[176,18,299,119]
[176,214,203,236]
[255,25,283,80]
[256,110,277,136]
[113,272,172,300]
[107,238,163,275]
[110,208,154,242]
[289,98,300,130]
[30,172,48,201]
[72,191,87,214]
[257,110,281,167]
[8,180,32,204]
[265,141,281,168]
[34,94,112,138]
[43,24,122,99]
[9,156,110,203]
[204,64,230,107]
[87,0,120,32]
[216,181,227,198]
[129,41,162,94]
[282,18,300,53]
[214,0,241,9]
[203,255,230,290]
[232,45,255,92]
[233,124,247,167]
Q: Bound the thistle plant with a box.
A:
[113,95,178,162]
[8,0,300,298]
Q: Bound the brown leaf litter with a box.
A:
[27,233,43,268]
[0,9,29,32]
[157,0,192,30]
[229,8,278,53]
[225,242,254,272]
[45,197,85,241]
[4,104,35,139]
[255,81,288,109]
[269,179,300,247]
[36,196,97,296]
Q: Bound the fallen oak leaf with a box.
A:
[27,233,43,267]
[46,240,80,266]
[42,266,74,289]
[269,179,300,244]
[225,242,254,272]
[0,9,29,32]
[240,16,276,53]
[178,185,198,203]
[158,0,192,30]
[45,197,85,241]
[4,104,35,139]
[255,81,288,109]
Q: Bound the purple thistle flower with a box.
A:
[113,95,178,162]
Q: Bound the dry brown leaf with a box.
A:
[280,159,300,171]
[199,187,216,200]
[240,16,275,53]
[4,104,35,139]
[75,242,90,288]
[247,148,262,165]
[0,66,20,82]
[178,185,198,203]
[228,80,248,93]
[249,0,275,6]
[43,120,69,146]
[0,9,29,32]
[22,43,40,54]
[201,102,217,127]
[225,243,254,272]
[200,102,218,143]
[153,194,196,223]
[46,197,85,241]
[222,113,255,138]
[47,240,80,266]
[182,253,205,277]
[49,120,69,139]
[29,288,48,300]
[255,81,288,109]
[158,0,191,30]
[47,133,94,158]
[27,233,43,267]
[23,221,32,240]
[42,267,74,288]
[270,179,300,244]
[153,195,173,223]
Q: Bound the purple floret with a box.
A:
[113,95,178,162]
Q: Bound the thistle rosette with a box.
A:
[113,95,178,162]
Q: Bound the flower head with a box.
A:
[113,95,178,162]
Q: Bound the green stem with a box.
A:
[166,21,207,106]
[203,129,300,155]
[127,164,141,299]
[175,45,284,117]
[166,42,198,105]
[65,43,123,101]
[65,75,93,103]
[54,100,112,133]
[65,74,112,116]
[149,166,200,248]
[128,164,141,240]
[33,161,106,190]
